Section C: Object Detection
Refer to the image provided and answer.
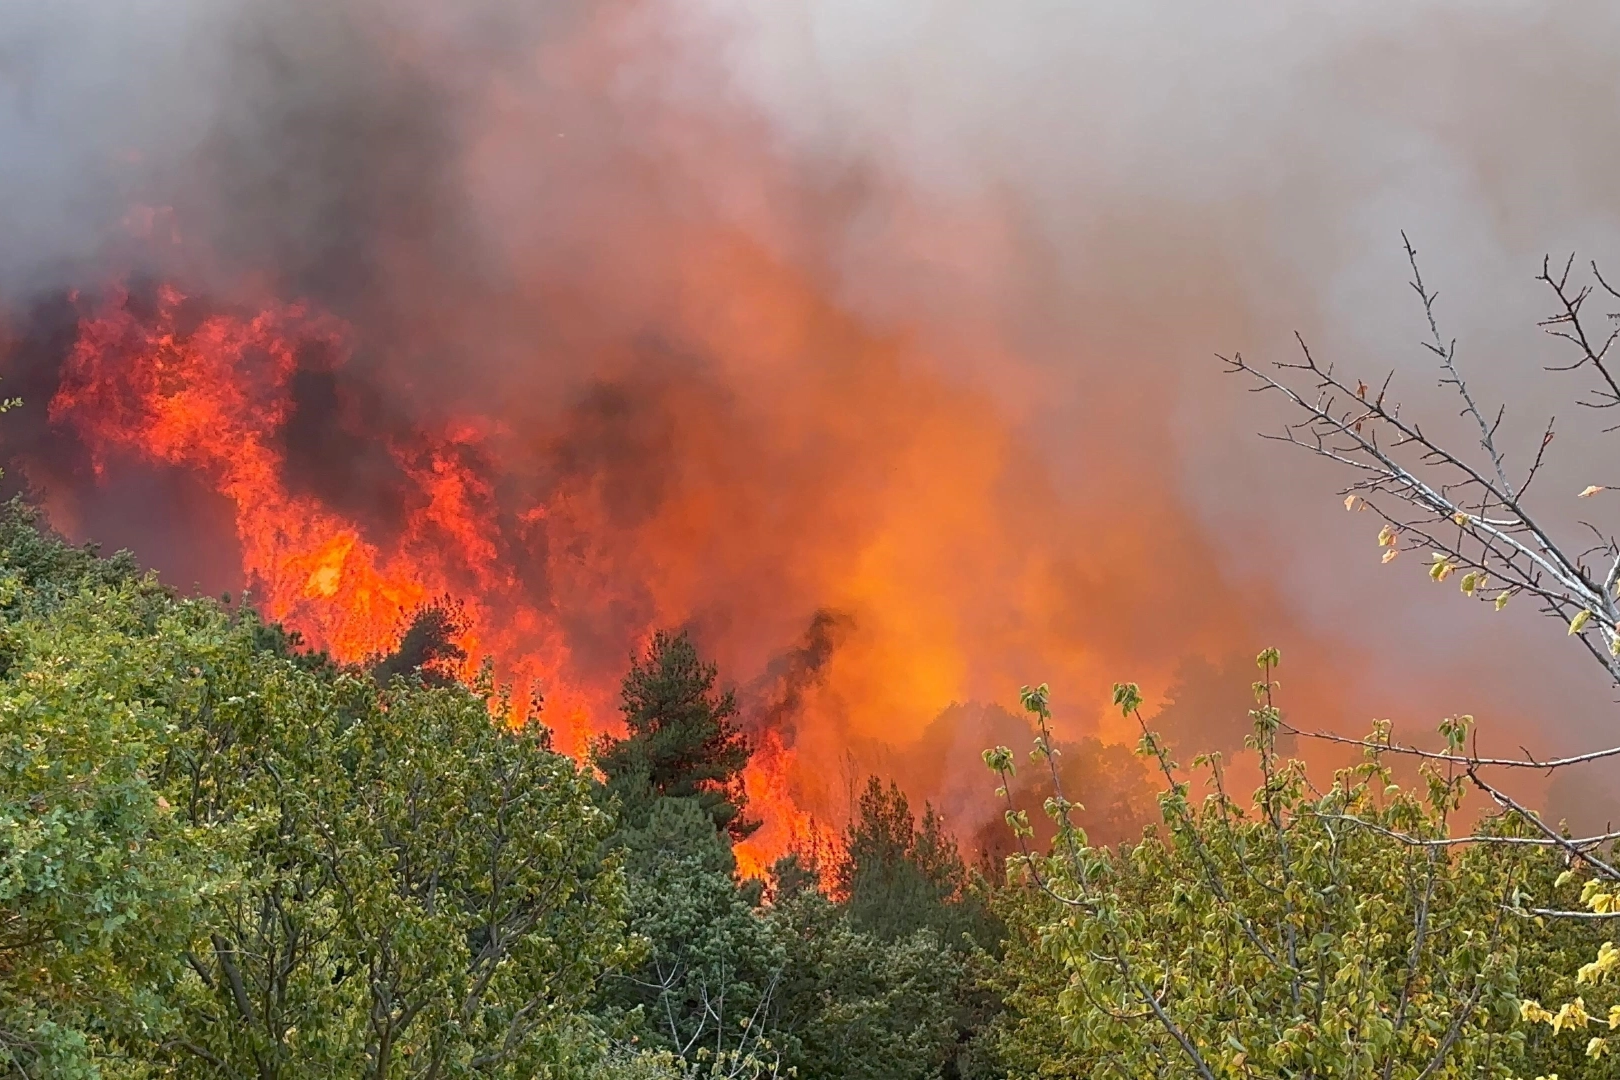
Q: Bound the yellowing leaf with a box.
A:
[1571,609,1595,635]
[1382,549,1399,564]
[1344,494,1358,511]
[1580,942,1620,985]
[1581,485,1608,498]
[1553,997,1592,1033]
[1495,590,1512,611]
[1378,525,1397,547]
[1522,999,1555,1024]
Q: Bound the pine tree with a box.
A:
[596,630,758,842]
[839,777,995,949]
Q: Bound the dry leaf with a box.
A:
[1382,549,1399,564]
[1582,485,1607,498]
[1344,495,1358,511]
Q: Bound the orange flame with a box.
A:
[27,215,1327,877]
[54,283,580,721]
[45,277,823,873]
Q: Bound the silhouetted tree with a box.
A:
[370,596,467,687]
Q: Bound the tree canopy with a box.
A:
[0,501,633,1078]
[595,631,756,843]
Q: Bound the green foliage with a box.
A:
[1509,871,1620,1077]
[975,734,1156,859]
[591,635,793,1072]
[838,777,1001,961]
[19,480,1615,1080]
[832,780,1006,1078]
[985,655,1573,1080]
[0,573,220,1077]
[601,768,996,1078]
[168,661,632,1078]
[595,632,756,843]
[1148,654,1297,761]
[0,497,140,604]
[597,787,980,1078]
[0,504,1011,1080]
[766,882,966,1080]
[0,501,635,1078]
[603,796,785,1066]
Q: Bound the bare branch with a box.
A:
[1224,242,1620,689]
[1317,813,1620,851]
[1465,767,1620,882]
[1279,720,1620,771]
[1405,233,1515,498]
[1540,254,1620,409]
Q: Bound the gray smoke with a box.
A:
[688,0,1620,752]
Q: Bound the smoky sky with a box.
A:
[5,0,1620,797]
[686,0,1620,755]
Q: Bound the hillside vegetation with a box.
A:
[0,489,1611,1080]
[10,245,1620,1079]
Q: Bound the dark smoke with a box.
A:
[279,364,425,544]
[743,609,855,749]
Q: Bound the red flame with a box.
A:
[47,277,815,874]
[25,192,1349,880]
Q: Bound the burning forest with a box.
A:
[8,1,1620,1077]
[0,0,1323,873]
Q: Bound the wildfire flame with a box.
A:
[12,183,1326,880]
[44,275,825,874]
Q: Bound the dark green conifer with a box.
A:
[595,629,758,842]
